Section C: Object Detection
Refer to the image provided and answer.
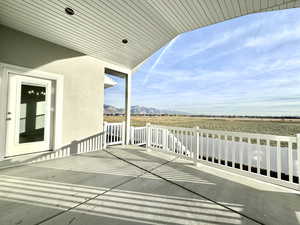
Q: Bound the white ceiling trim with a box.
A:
[0,0,299,70]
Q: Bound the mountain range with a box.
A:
[104,104,187,115]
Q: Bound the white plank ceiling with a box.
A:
[0,0,300,70]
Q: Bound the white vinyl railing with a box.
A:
[29,132,105,164]
[130,126,147,145]
[145,123,300,190]
[104,122,125,146]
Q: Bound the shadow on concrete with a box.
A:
[110,146,300,225]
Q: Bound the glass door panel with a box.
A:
[19,84,47,144]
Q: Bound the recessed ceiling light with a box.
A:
[122,39,128,44]
[65,7,75,15]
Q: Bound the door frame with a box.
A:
[0,63,64,158]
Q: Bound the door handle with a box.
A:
[7,112,11,115]
[6,118,11,121]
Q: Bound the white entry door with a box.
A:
[5,74,52,156]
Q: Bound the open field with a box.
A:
[104,115,300,136]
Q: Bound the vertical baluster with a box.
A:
[160,129,162,148]
[200,131,203,160]
[88,139,91,152]
[157,129,159,147]
[212,134,215,163]
[189,131,192,156]
[119,123,120,143]
[206,133,209,161]
[151,128,153,146]
[141,129,143,144]
[96,135,99,150]
[108,125,111,144]
[288,141,293,182]
[297,134,300,185]
[132,127,134,145]
[116,125,119,143]
[248,138,251,172]
[180,130,183,155]
[113,125,116,143]
[93,136,95,151]
[100,135,103,150]
[99,134,101,149]
[257,138,261,174]
[165,130,168,150]
[94,136,97,150]
[89,138,92,152]
[218,135,221,164]
[171,129,174,152]
[117,124,119,143]
[117,124,120,143]
[90,137,92,152]
[232,137,236,168]
[225,135,228,166]
[175,129,178,153]
[152,128,155,147]
[173,130,177,153]
[139,129,141,144]
[90,137,92,151]
[240,137,243,170]
[185,130,188,155]
[266,139,271,177]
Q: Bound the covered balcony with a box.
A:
[0,1,300,225]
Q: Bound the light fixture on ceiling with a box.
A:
[122,39,128,44]
[65,7,75,16]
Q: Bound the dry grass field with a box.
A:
[104,115,300,136]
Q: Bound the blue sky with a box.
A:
[105,8,300,116]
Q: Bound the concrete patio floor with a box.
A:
[0,146,299,225]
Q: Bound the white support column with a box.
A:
[125,72,132,145]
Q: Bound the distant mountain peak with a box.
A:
[104,104,186,115]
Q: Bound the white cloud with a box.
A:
[142,36,180,85]
[244,23,300,48]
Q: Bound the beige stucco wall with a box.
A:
[0,25,108,146]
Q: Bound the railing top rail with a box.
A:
[148,124,296,142]
[198,128,296,141]
[150,124,195,132]
[105,122,124,125]
[132,126,146,130]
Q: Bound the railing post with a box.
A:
[163,129,168,151]
[103,122,107,149]
[146,123,151,151]
[194,126,200,166]
[130,126,135,145]
[297,133,300,191]
[122,121,126,145]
